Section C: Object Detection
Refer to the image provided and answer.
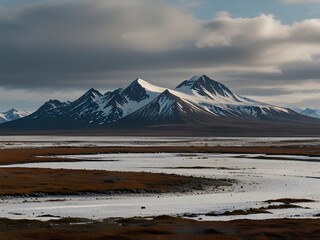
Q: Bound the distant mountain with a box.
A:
[0,108,31,124]
[30,99,69,119]
[1,75,320,135]
[293,108,320,119]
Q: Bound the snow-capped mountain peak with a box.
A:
[176,75,202,89]
[27,99,70,120]
[173,75,295,120]
[0,108,31,123]
[176,75,238,101]
[36,99,69,113]
[134,78,166,92]
[4,108,19,115]
[122,78,165,102]
[82,88,103,100]
[4,108,30,118]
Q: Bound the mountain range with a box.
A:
[292,108,320,119]
[1,75,320,136]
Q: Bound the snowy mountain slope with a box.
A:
[120,89,215,124]
[0,114,6,123]
[25,88,106,127]
[61,88,105,125]
[0,108,31,124]
[66,78,167,125]
[98,89,127,123]
[175,75,296,120]
[121,79,166,114]
[97,79,166,123]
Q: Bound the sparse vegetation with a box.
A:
[206,208,271,216]
[0,216,319,240]
[0,167,233,197]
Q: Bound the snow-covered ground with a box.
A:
[1,136,320,149]
[1,152,319,221]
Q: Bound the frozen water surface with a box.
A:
[1,150,319,221]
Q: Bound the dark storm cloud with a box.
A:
[0,0,320,91]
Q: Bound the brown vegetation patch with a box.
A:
[0,167,232,197]
[262,204,304,210]
[0,145,320,166]
[265,198,315,205]
[206,208,271,216]
[202,199,314,217]
[0,216,319,240]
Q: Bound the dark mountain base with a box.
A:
[1,120,320,136]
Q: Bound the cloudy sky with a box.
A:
[0,0,320,111]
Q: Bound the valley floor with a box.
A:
[0,137,319,239]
